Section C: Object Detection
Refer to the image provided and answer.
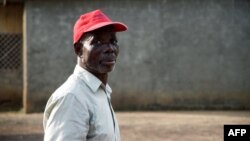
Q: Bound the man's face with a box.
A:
[81,26,119,74]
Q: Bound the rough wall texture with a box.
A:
[24,0,250,112]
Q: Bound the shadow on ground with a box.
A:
[0,134,43,141]
[0,111,249,141]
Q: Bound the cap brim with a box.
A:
[85,22,128,33]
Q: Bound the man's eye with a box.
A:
[111,40,118,45]
[91,40,101,45]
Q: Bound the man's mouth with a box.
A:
[101,59,116,65]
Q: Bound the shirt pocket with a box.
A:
[93,102,114,137]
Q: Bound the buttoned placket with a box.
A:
[100,84,117,141]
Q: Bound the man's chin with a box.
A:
[99,65,115,73]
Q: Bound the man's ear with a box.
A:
[74,42,83,57]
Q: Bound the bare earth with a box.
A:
[0,111,249,141]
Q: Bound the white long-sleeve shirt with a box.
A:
[43,65,120,141]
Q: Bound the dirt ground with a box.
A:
[0,111,249,141]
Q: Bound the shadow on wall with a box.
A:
[0,87,22,111]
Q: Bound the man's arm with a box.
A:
[44,94,89,141]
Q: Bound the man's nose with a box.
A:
[104,43,116,54]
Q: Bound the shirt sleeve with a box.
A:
[43,94,90,141]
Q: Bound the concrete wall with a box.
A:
[24,0,250,112]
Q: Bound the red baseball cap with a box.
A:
[73,9,128,44]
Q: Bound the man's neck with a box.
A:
[78,62,108,85]
[93,73,108,85]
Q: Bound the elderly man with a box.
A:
[43,9,127,141]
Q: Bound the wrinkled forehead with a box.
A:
[81,25,116,42]
[92,26,117,39]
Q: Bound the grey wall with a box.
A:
[24,0,250,112]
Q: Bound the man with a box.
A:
[43,9,127,141]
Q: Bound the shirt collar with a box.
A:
[73,65,112,94]
[102,83,112,94]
